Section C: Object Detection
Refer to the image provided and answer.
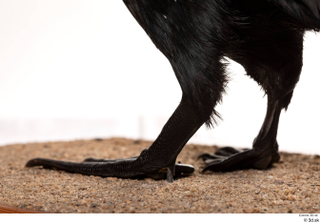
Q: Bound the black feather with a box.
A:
[25,0,320,181]
[272,0,320,28]
[123,0,317,125]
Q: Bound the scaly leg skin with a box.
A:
[200,98,282,172]
[26,95,204,182]
[81,154,195,180]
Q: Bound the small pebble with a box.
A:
[0,138,319,213]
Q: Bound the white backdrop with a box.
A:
[0,0,319,155]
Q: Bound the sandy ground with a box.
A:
[0,137,319,213]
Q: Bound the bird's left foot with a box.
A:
[26,149,195,183]
[81,156,195,181]
[199,146,280,172]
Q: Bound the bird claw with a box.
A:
[82,156,194,182]
[199,146,280,172]
[26,151,194,183]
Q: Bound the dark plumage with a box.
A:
[26,0,320,182]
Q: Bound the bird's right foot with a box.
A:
[199,146,280,172]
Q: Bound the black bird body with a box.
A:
[26,0,320,182]
[124,0,307,118]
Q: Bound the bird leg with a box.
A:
[200,97,282,172]
[26,95,205,182]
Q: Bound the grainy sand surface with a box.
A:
[0,138,319,213]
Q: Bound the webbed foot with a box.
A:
[81,152,195,181]
[26,149,194,182]
[26,96,208,183]
[199,146,280,172]
[199,98,284,173]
